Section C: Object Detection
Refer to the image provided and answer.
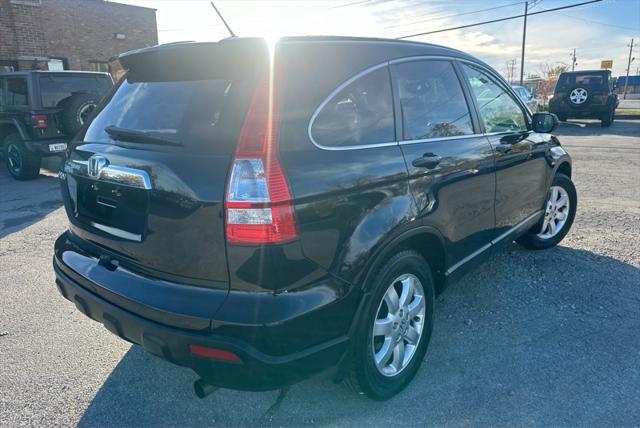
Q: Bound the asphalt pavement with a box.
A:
[1,119,639,427]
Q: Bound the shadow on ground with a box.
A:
[0,157,63,239]
[77,245,640,427]
[554,118,640,138]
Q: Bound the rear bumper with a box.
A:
[53,232,355,391]
[549,101,612,117]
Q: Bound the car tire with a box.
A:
[3,133,41,180]
[601,108,614,127]
[566,86,591,109]
[346,250,435,400]
[61,93,99,136]
[516,173,577,250]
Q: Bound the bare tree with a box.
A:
[538,62,569,107]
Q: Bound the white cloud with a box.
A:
[116,0,637,77]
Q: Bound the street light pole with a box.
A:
[571,48,577,71]
[623,38,634,100]
[519,0,528,85]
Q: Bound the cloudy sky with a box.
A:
[116,0,639,78]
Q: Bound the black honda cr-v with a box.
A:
[53,37,576,400]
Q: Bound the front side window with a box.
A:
[393,60,474,140]
[461,64,527,133]
[311,66,394,148]
[6,78,28,106]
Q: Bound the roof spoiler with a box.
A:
[118,39,269,82]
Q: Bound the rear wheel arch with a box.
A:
[0,123,19,145]
[362,226,447,295]
[0,119,29,142]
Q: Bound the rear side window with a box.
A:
[460,63,527,133]
[6,78,28,106]
[40,75,112,107]
[393,60,474,140]
[311,66,394,148]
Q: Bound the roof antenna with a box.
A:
[210,1,236,38]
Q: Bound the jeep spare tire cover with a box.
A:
[61,93,98,136]
[566,86,590,107]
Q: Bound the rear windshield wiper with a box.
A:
[104,126,183,147]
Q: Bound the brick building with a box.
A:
[0,0,157,73]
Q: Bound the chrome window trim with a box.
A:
[307,61,395,151]
[306,55,529,152]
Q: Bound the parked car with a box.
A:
[0,71,112,180]
[512,85,540,112]
[53,37,576,400]
[549,69,618,126]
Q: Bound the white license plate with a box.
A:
[49,143,67,152]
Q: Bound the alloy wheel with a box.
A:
[7,143,22,174]
[78,103,96,125]
[372,273,426,377]
[569,88,588,105]
[538,185,570,240]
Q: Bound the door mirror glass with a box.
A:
[532,112,558,133]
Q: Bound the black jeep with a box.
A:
[0,71,113,180]
[549,70,618,126]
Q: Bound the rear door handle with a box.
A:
[495,143,512,154]
[412,153,442,169]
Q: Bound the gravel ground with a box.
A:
[1,119,639,427]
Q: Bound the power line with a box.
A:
[397,0,604,40]
[325,0,371,10]
[555,11,640,32]
[385,1,525,30]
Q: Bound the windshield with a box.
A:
[39,75,112,107]
[83,77,249,152]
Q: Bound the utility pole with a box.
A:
[623,38,634,100]
[506,59,517,84]
[519,0,528,85]
[570,48,577,71]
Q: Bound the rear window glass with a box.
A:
[311,66,394,148]
[556,73,605,90]
[83,77,246,152]
[40,75,112,107]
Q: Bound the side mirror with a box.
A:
[532,112,558,133]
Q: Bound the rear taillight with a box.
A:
[31,114,48,129]
[602,90,609,97]
[225,73,298,245]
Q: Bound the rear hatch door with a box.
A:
[60,41,267,310]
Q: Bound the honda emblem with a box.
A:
[87,155,108,179]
